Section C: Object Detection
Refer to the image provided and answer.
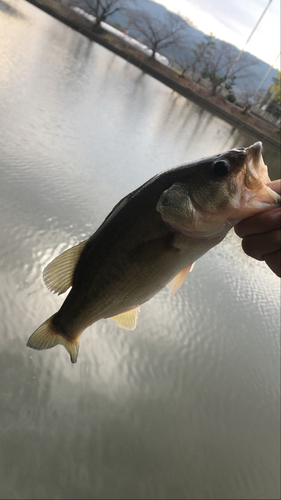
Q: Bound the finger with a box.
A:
[235,208,281,238]
[241,229,281,261]
[267,179,281,195]
[264,250,281,278]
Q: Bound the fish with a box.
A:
[27,142,280,363]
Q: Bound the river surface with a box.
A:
[0,1,280,499]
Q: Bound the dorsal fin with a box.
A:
[43,238,89,295]
[111,306,140,330]
[167,263,195,296]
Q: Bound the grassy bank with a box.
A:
[26,0,280,151]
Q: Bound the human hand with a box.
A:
[234,179,281,277]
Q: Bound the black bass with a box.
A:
[27,142,280,363]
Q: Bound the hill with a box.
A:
[100,0,279,96]
[24,0,280,149]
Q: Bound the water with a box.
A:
[0,1,280,498]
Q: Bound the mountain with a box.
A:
[74,0,279,96]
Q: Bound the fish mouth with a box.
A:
[242,142,280,209]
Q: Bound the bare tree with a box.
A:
[128,9,187,60]
[241,74,281,119]
[74,0,125,29]
[201,39,258,96]
[239,87,264,115]
[172,50,191,78]
[190,34,215,81]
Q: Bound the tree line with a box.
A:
[67,0,280,120]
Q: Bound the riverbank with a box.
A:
[26,0,280,151]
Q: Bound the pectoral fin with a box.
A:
[43,238,89,295]
[111,306,140,330]
[167,263,194,296]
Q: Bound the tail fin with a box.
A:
[27,315,80,363]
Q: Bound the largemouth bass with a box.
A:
[27,142,280,363]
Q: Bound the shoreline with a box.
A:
[26,0,280,151]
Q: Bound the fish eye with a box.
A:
[212,160,230,177]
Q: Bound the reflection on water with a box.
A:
[0,1,280,499]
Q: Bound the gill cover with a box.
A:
[156,142,280,238]
[156,183,194,224]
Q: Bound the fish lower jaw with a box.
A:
[166,221,229,240]
[239,191,281,217]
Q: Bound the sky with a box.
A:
[156,0,280,69]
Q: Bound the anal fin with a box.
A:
[111,306,140,330]
[167,263,195,296]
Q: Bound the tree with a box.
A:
[263,72,281,119]
[196,37,258,96]
[172,51,191,78]
[270,69,281,105]
[239,87,264,115]
[190,34,215,81]
[75,0,125,29]
[127,9,187,60]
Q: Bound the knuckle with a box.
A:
[242,237,257,258]
[267,209,281,230]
